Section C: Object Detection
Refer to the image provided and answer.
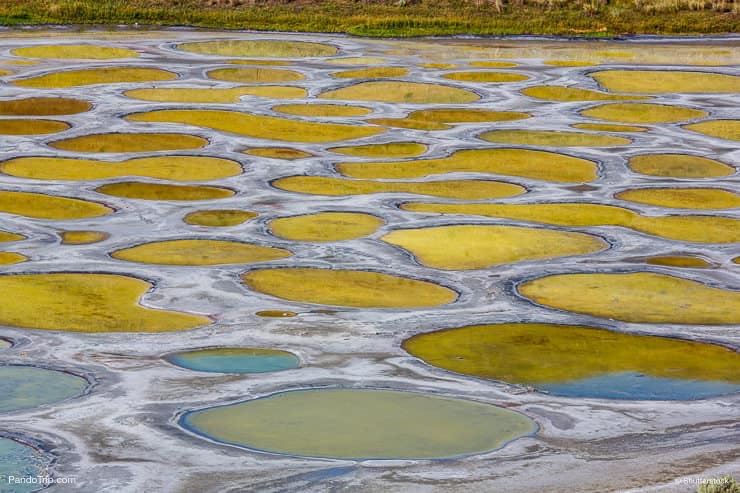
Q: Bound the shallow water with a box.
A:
[0,365,88,413]
[0,30,738,491]
[0,437,51,493]
[165,347,299,374]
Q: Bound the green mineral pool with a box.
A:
[165,348,299,374]
[0,365,89,413]
[0,437,52,493]
[180,389,536,459]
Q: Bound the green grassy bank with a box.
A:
[0,0,737,36]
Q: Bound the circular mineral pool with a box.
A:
[0,365,88,413]
[0,437,52,493]
[165,348,299,374]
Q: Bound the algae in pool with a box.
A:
[0,191,111,220]
[272,176,525,200]
[59,230,109,245]
[0,437,51,493]
[572,123,647,133]
[272,104,371,117]
[0,365,88,412]
[406,108,530,124]
[479,130,631,147]
[521,86,648,102]
[580,103,707,124]
[0,97,91,115]
[166,348,299,374]
[207,67,304,83]
[1,156,241,181]
[328,142,426,158]
[125,86,307,103]
[0,252,27,265]
[403,324,740,400]
[244,147,312,159]
[628,154,735,178]
[242,268,456,308]
[337,148,597,183]
[180,389,535,459]
[0,119,69,135]
[400,202,740,243]
[177,40,337,58]
[319,81,479,104]
[12,67,177,88]
[11,45,138,59]
[442,71,528,83]
[184,210,257,227]
[591,70,740,94]
[96,182,234,201]
[332,67,409,78]
[325,57,387,65]
[616,188,740,209]
[126,110,384,143]
[0,273,210,332]
[0,231,24,242]
[468,61,518,68]
[519,272,740,324]
[112,239,291,266]
[256,310,297,318]
[382,225,607,270]
[645,255,712,268]
[544,60,598,67]
[683,120,740,141]
[269,212,384,241]
[49,133,207,153]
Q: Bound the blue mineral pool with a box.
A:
[165,347,299,374]
[0,365,89,413]
[0,437,52,493]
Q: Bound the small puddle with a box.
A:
[272,104,371,117]
[269,212,383,241]
[581,103,707,124]
[616,187,740,209]
[184,210,257,227]
[127,110,384,143]
[319,81,479,104]
[0,190,111,220]
[95,182,234,201]
[337,149,597,183]
[329,142,426,158]
[12,67,177,88]
[180,389,535,459]
[591,70,740,93]
[0,97,91,115]
[125,86,307,102]
[165,347,299,374]
[1,156,240,181]
[177,40,337,57]
[0,365,88,413]
[242,268,456,308]
[207,67,304,83]
[59,230,109,245]
[628,153,735,178]
[255,310,297,318]
[272,176,525,199]
[403,324,740,400]
[0,437,51,493]
[645,255,712,268]
[112,239,292,266]
[0,119,69,135]
[11,44,139,59]
[518,272,740,324]
[0,273,210,332]
[382,225,607,269]
[479,129,631,146]
[683,120,740,141]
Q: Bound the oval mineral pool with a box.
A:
[0,191,111,220]
[269,212,383,241]
[0,119,70,135]
[12,67,177,88]
[0,273,210,332]
[628,154,735,178]
[244,147,312,159]
[125,86,307,103]
[49,133,207,153]
[272,104,371,117]
[403,324,740,400]
[0,252,27,265]
[479,130,631,147]
[177,40,337,58]
[645,255,712,268]
[616,188,740,209]
[521,86,648,102]
[518,272,740,324]
[0,437,52,493]
[11,45,139,59]
[165,347,299,374]
[242,268,457,308]
[0,97,91,116]
[184,210,257,227]
[331,67,409,78]
[95,182,234,201]
[255,310,297,318]
[112,239,292,266]
[0,231,24,242]
[580,103,707,124]
[59,230,109,245]
[382,224,607,269]
[319,81,479,104]
[272,176,525,200]
[0,365,88,413]
[590,70,740,94]
[571,123,647,132]
[683,120,740,141]
[328,142,426,158]
[180,389,535,459]
[207,67,304,83]
[442,71,528,83]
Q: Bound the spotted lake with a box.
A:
[0,29,737,493]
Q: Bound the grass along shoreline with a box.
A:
[0,0,737,37]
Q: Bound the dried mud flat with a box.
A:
[0,29,738,493]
